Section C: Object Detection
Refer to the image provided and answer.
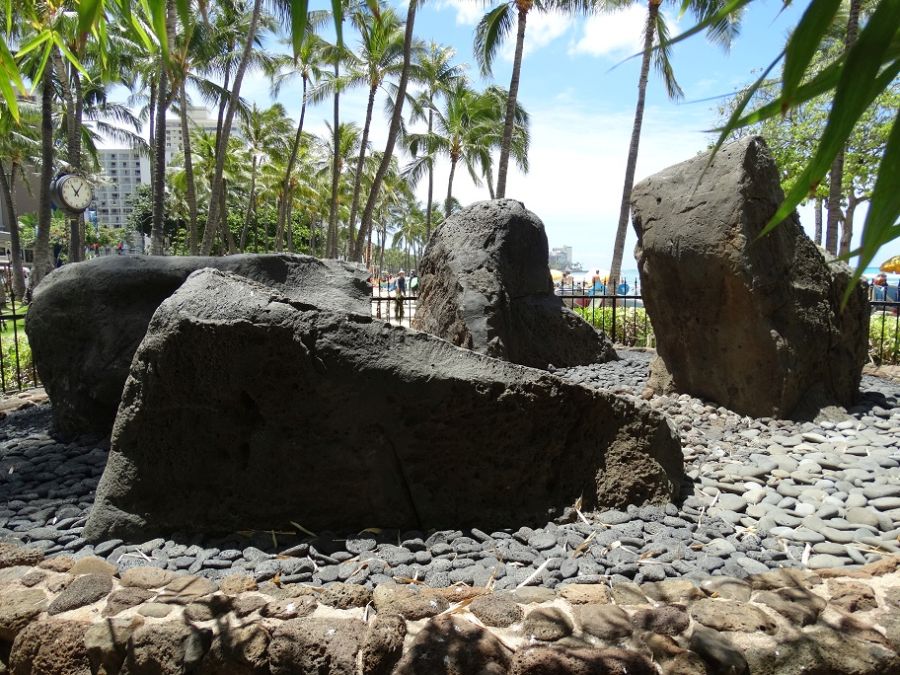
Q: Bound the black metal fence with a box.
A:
[1,273,896,396]
[870,299,900,365]
[370,277,900,365]
[0,276,39,395]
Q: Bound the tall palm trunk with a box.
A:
[839,192,858,257]
[286,199,295,252]
[240,155,258,251]
[73,72,85,256]
[347,83,378,255]
[275,196,287,251]
[151,45,169,254]
[495,0,529,199]
[201,0,263,254]
[33,67,55,285]
[278,74,308,250]
[326,59,341,258]
[356,0,418,262]
[814,195,823,246]
[0,162,25,299]
[148,81,157,198]
[445,155,458,216]
[608,0,658,290]
[825,0,860,255]
[214,69,231,154]
[55,52,82,262]
[425,104,434,238]
[180,80,199,254]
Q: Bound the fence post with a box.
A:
[611,286,617,343]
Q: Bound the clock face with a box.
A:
[59,175,93,212]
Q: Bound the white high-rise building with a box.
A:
[92,148,150,229]
[163,106,221,163]
[92,107,241,230]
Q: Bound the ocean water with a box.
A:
[864,266,900,285]
[584,266,898,286]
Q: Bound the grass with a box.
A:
[574,303,900,365]
[869,312,900,365]
[573,305,656,348]
[0,303,36,392]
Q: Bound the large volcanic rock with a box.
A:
[412,200,616,369]
[630,136,867,419]
[25,254,368,436]
[84,269,681,541]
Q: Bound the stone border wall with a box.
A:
[2,543,899,674]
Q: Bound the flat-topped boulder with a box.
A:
[84,269,681,541]
[630,136,868,418]
[25,254,369,436]
[412,199,616,369]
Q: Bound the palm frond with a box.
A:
[474,3,514,77]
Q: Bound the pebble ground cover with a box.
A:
[1,350,898,589]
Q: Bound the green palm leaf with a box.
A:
[781,0,842,110]
[851,110,900,303]
[475,3,514,77]
[760,1,900,238]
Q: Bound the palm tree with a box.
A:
[406,42,464,239]
[607,0,740,290]
[200,0,267,255]
[354,0,419,262]
[33,65,55,283]
[406,82,519,217]
[474,0,543,198]
[0,100,39,300]
[151,0,176,255]
[343,6,405,257]
[239,103,293,250]
[825,0,861,255]
[270,28,327,253]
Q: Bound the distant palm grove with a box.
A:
[0,0,894,304]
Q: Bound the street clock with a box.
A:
[51,173,94,213]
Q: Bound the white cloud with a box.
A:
[499,10,573,62]
[419,101,710,271]
[435,0,484,26]
[569,6,646,59]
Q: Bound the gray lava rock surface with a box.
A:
[412,199,616,369]
[84,270,682,540]
[26,254,369,436]
[631,136,868,419]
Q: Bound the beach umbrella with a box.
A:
[880,256,900,274]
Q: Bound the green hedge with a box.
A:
[0,318,36,391]
[573,304,899,365]
[573,305,656,348]
[870,313,900,365]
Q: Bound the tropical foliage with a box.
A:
[0,0,894,287]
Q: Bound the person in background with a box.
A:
[873,273,888,301]
[394,270,406,321]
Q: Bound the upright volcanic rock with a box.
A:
[412,200,616,369]
[630,136,867,418]
[84,269,681,541]
[25,254,369,436]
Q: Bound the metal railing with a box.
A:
[368,277,651,346]
[0,275,39,394]
[870,299,900,365]
[370,277,900,365]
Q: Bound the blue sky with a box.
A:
[193,0,898,272]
